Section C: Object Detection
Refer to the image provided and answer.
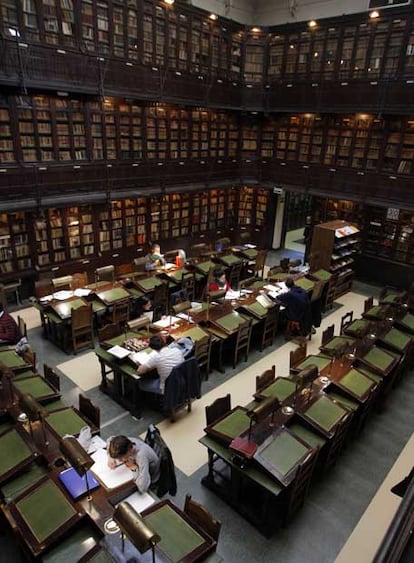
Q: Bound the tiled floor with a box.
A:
[3,237,414,563]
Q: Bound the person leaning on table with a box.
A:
[107,435,160,494]
[144,243,166,271]
[137,334,184,394]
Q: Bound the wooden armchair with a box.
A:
[340,311,354,334]
[17,315,27,338]
[79,393,100,428]
[44,363,60,391]
[181,271,196,302]
[233,319,252,368]
[71,305,93,354]
[289,343,307,372]
[98,323,121,343]
[35,279,53,299]
[195,335,212,380]
[184,495,221,542]
[364,296,374,313]
[254,249,267,278]
[205,394,231,426]
[321,324,335,347]
[52,275,73,292]
[109,300,130,329]
[71,272,88,289]
[284,451,317,525]
[228,261,243,288]
[260,304,280,351]
[255,365,276,393]
[95,265,115,283]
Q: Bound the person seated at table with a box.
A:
[136,295,154,321]
[107,435,160,494]
[145,243,166,271]
[209,268,231,292]
[277,277,313,336]
[137,334,184,394]
[0,303,21,345]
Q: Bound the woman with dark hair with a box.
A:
[209,268,231,292]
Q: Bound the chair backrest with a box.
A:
[79,393,100,428]
[256,365,276,393]
[279,257,290,272]
[364,296,374,313]
[254,249,267,278]
[233,319,252,368]
[153,281,169,316]
[44,363,60,391]
[267,265,283,280]
[189,243,209,258]
[310,280,326,303]
[95,265,115,283]
[111,300,130,327]
[239,276,256,289]
[52,275,73,292]
[133,257,147,272]
[17,315,27,338]
[205,394,231,426]
[194,335,212,376]
[228,262,243,288]
[340,311,354,334]
[285,450,317,523]
[35,279,54,299]
[184,495,221,542]
[262,304,280,345]
[290,343,307,370]
[181,272,195,302]
[98,322,121,342]
[115,263,133,277]
[71,305,93,333]
[324,273,338,310]
[71,272,88,289]
[289,258,302,270]
[321,324,335,347]
[22,346,36,369]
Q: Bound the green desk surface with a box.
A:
[325,391,359,412]
[13,377,56,400]
[52,298,86,319]
[135,277,162,291]
[43,398,67,412]
[125,285,144,298]
[295,278,315,291]
[144,504,205,563]
[219,254,241,266]
[45,310,63,324]
[288,423,326,449]
[213,312,246,333]
[269,272,290,280]
[12,369,35,381]
[175,326,209,342]
[46,408,87,437]
[260,378,296,401]
[345,319,370,335]
[0,429,33,479]
[251,280,267,290]
[297,355,331,372]
[399,313,414,332]
[322,336,356,352]
[303,395,347,433]
[356,366,383,384]
[311,269,332,281]
[104,332,142,348]
[42,523,102,563]
[239,248,258,260]
[97,287,130,304]
[210,408,251,440]
[0,419,13,434]
[382,328,412,351]
[365,305,386,319]
[200,435,282,495]
[339,369,375,398]
[362,347,395,372]
[1,463,48,503]
[242,301,268,319]
[161,268,185,282]
[86,281,108,289]
[89,296,107,314]
[16,479,78,543]
[0,350,27,368]
[381,293,399,303]
[255,430,310,480]
[195,261,215,274]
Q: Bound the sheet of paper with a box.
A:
[130,350,157,365]
[74,288,91,297]
[277,282,289,292]
[90,448,133,490]
[152,316,181,328]
[53,290,74,300]
[107,345,131,359]
[264,284,279,292]
[245,244,256,248]
[119,491,155,513]
[225,290,241,300]
[176,312,194,323]
[164,262,176,270]
[256,294,274,308]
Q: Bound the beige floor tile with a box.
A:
[57,352,102,391]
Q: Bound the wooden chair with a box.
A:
[255,365,276,393]
[189,242,209,258]
[289,258,302,271]
[44,363,60,391]
[324,273,338,310]
[205,394,231,426]
[35,279,53,299]
[340,311,353,334]
[233,319,252,368]
[289,343,307,372]
[71,272,88,289]
[133,257,147,272]
[153,281,169,318]
[21,346,36,370]
[184,495,221,542]
[17,315,27,338]
[228,261,243,288]
[79,393,100,428]
[0,279,21,307]
[364,296,374,313]
[284,451,317,525]
[109,300,130,329]
[239,276,256,290]
[279,257,290,272]
[98,322,121,343]
[195,335,212,380]
[115,263,133,278]
[180,271,196,302]
[267,265,284,281]
[52,275,73,292]
[95,265,115,283]
[260,304,280,351]
[254,249,267,278]
[323,416,352,473]
[321,324,335,347]
[71,305,93,354]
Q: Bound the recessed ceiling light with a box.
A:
[308,20,317,28]
[209,13,218,21]
[369,10,380,19]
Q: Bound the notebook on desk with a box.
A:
[58,467,100,500]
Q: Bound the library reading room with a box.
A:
[0,0,414,561]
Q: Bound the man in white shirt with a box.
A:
[137,334,184,394]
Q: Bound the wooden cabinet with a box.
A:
[310,220,360,297]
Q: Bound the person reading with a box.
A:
[0,303,21,344]
[107,435,160,494]
[145,244,166,271]
[209,268,231,292]
[277,277,313,336]
[137,334,184,394]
